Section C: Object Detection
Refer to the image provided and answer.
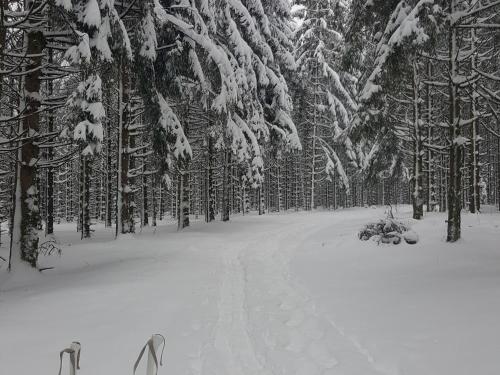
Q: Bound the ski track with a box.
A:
[190,217,393,375]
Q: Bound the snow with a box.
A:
[157,92,192,160]
[2,206,500,375]
[159,12,238,113]
[139,10,158,61]
[453,136,468,146]
[55,0,72,11]
[403,229,419,244]
[92,21,112,61]
[83,0,101,28]
[64,32,91,65]
[68,75,104,153]
[360,0,435,102]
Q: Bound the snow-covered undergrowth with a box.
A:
[358,216,416,245]
[1,206,500,375]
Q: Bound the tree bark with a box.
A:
[83,156,91,238]
[117,59,132,235]
[106,122,113,227]
[222,151,231,221]
[46,49,54,234]
[411,60,424,220]
[425,62,435,212]
[177,161,190,229]
[447,13,462,242]
[10,5,45,268]
[468,28,480,214]
[206,135,215,222]
[143,173,149,226]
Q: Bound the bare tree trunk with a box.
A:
[447,14,462,242]
[159,180,164,221]
[46,50,54,234]
[310,85,317,210]
[177,161,190,229]
[425,62,435,212]
[206,135,215,222]
[152,175,157,227]
[468,28,480,214]
[10,6,45,269]
[412,60,424,220]
[277,161,282,212]
[82,156,91,238]
[258,185,264,215]
[222,151,231,222]
[143,173,149,226]
[178,114,190,229]
[127,129,136,233]
[106,123,113,227]
[117,59,132,235]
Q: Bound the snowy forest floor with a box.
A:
[1,206,500,375]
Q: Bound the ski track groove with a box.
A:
[189,217,393,375]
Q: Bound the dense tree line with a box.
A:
[350,0,500,241]
[1,0,499,270]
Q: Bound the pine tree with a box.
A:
[293,0,355,210]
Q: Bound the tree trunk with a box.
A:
[309,62,319,211]
[106,123,113,227]
[258,185,264,215]
[412,60,424,220]
[117,59,132,235]
[143,173,149,226]
[425,62,435,212]
[206,135,215,222]
[127,129,136,233]
[46,50,54,234]
[159,180,164,221]
[222,151,231,222]
[10,8,45,269]
[83,156,91,238]
[468,28,480,214]
[152,175,157,227]
[447,14,462,242]
[177,161,190,230]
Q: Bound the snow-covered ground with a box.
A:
[1,206,500,375]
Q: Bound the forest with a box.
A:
[3,1,500,375]
[1,0,500,269]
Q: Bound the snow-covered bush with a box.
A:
[359,217,418,245]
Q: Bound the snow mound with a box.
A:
[403,230,419,245]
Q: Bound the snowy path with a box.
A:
[203,244,269,375]
[188,215,390,375]
[2,207,500,375]
[239,219,388,375]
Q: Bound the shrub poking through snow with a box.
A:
[359,216,419,245]
[38,240,62,257]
